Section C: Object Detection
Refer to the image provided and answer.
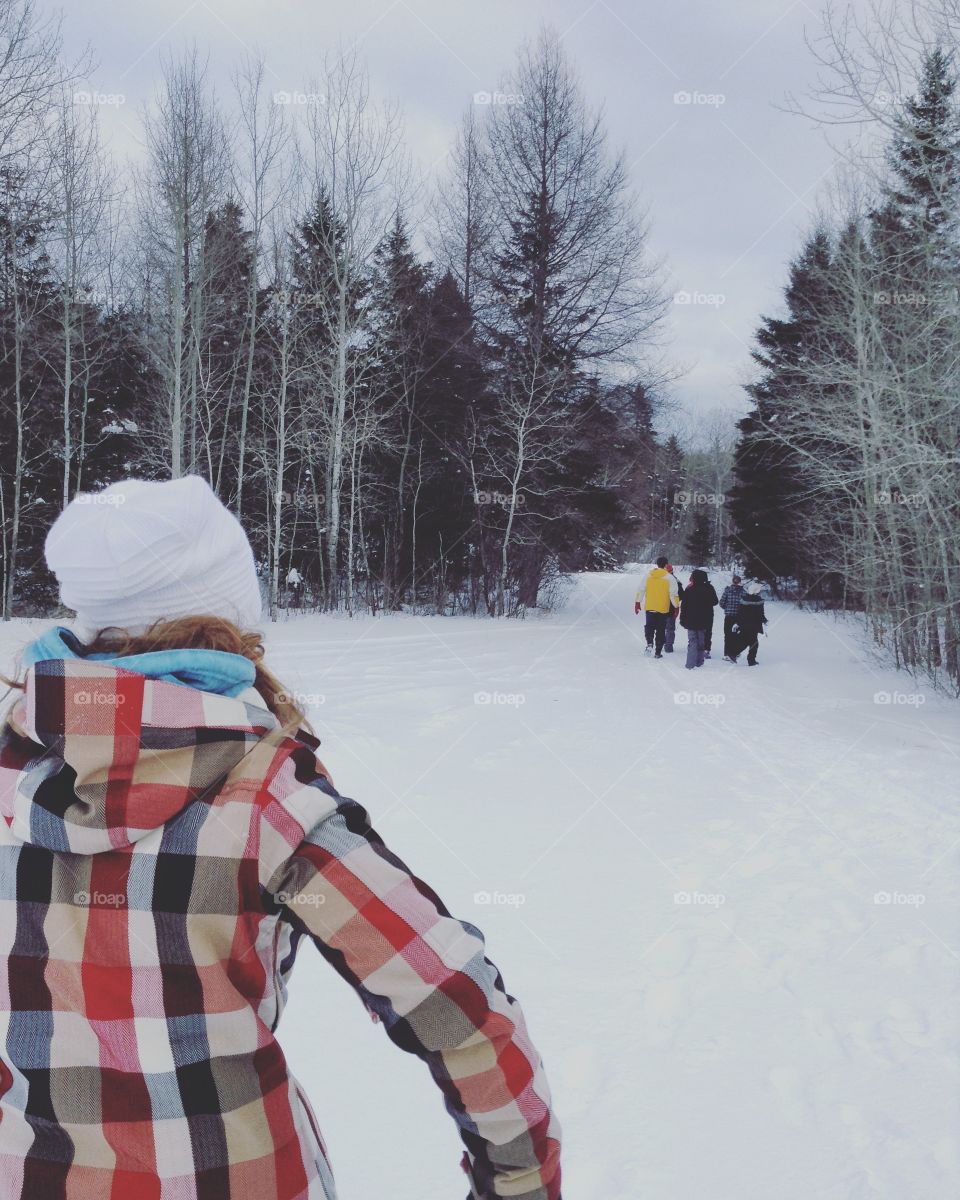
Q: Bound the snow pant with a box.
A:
[731,631,760,664]
[664,609,678,651]
[723,615,739,658]
[704,611,714,653]
[645,611,669,653]
[685,628,706,669]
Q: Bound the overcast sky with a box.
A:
[46,0,858,424]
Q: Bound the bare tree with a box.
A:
[230,53,291,513]
[137,47,230,478]
[300,47,405,606]
[430,104,491,307]
[0,1,89,170]
[0,1,89,618]
[44,89,114,505]
[478,27,667,609]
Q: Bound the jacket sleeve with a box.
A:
[668,575,679,608]
[267,786,562,1200]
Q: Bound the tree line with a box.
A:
[731,3,960,693]
[0,4,699,620]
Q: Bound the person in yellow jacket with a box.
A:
[635,555,680,658]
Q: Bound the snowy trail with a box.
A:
[3,574,958,1198]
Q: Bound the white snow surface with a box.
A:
[2,569,959,1199]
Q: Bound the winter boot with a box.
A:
[644,644,653,655]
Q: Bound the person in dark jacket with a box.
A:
[730,582,768,665]
[700,571,719,658]
[719,575,745,660]
[679,569,719,669]
[663,565,684,653]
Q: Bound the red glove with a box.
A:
[635,601,641,615]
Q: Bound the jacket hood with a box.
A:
[0,658,279,853]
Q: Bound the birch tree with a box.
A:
[138,48,230,478]
[300,48,404,607]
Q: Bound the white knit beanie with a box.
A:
[45,476,263,638]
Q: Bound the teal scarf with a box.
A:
[23,626,256,697]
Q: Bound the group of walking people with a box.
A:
[634,559,769,669]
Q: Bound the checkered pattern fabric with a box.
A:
[718,585,744,617]
[0,659,561,1199]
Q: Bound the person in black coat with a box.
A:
[719,575,745,659]
[730,583,768,665]
[701,571,719,658]
[680,569,719,669]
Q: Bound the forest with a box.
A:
[0,4,719,621]
[732,3,960,692]
[0,0,957,693]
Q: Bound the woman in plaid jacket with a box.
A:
[0,478,561,1200]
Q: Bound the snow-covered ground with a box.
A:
[3,570,958,1198]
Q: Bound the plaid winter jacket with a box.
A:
[718,585,744,617]
[0,658,561,1200]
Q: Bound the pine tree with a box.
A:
[729,229,836,589]
[365,214,432,608]
[886,47,960,255]
[196,199,255,492]
[685,511,713,566]
[650,434,685,548]
[416,271,490,608]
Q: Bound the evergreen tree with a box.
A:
[649,434,685,548]
[415,270,490,608]
[886,47,960,255]
[365,214,432,607]
[197,199,255,491]
[685,510,713,566]
[729,229,835,589]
